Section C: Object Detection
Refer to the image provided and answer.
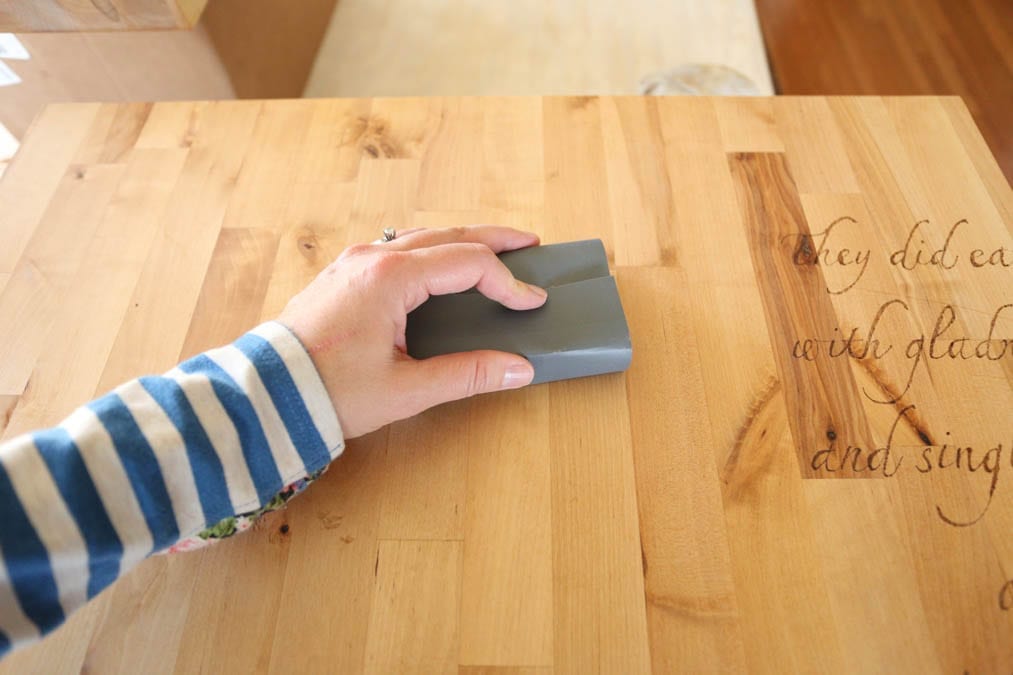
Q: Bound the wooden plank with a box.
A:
[258,182,355,321]
[481,97,543,184]
[95,101,260,390]
[378,403,469,541]
[293,99,370,183]
[458,95,551,666]
[0,592,111,674]
[655,97,756,284]
[656,97,845,672]
[0,103,100,275]
[548,376,651,673]
[598,97,676,266]
[714,96,784,153]
[221,100,314,231]
[817,100,1013,671]
[541,95,649,672]
[416,97,483,210]
[939,97,1012,224]
[543,97,615,258]
[773,96,860,194]
[79,549,202,674]
[0,163,125,395]
[885,97,1011,310]
[880,96,1013,672]
[459,664,551,668]
[365,97,443,160]
[267,430,389,673]
[729,151,875,476]
[619,266,747,673]
[796,192,933,449]
[478,97,545,233]
[716,388,847,673]
[0,0,208,31]
[98,103,154,164]
[838,98,1011,447]
[653,93,768,464]
[133,101,198,150]
[802,479,941,673]
[173,515,293,674]
[347,158,421,241]
[1,147,188,440]
[893,467,1013,673]
[178,228,281,359]
[363,540,462,674]
[71,103,138,165]
[459,388,553,666]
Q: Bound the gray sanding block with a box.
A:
[406,239,632,384]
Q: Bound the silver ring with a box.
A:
[382,227,396,242]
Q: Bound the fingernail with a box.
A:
[513,279,547,298]
[527,283,548,298]
[502,362,534,388]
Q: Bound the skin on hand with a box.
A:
[278,226,548,438]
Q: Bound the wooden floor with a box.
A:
[304,0,774,98]
[754,0,1013,181]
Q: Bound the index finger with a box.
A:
[403,242,547,313]
[383,225,539,253]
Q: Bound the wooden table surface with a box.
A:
[0,96,1009,674]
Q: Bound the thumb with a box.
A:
[401,350,535,412]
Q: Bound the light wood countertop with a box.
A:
[0,96,1010,673]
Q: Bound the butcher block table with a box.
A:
[0,96,1010,674]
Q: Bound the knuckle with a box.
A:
[465,358,495,396]
[338,243,372,261]
[460,241,492,258]
[369,250,404,276]
[448,225,469,239]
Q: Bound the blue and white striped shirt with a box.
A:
[0,322,345,657]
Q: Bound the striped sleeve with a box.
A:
[0,322,344,658]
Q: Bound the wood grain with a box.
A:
[548,376,651,672]
[754,0,1013,182]
[620,267,746,673]
[266,430,389,673]
[0,163,125,395]
[363,540,462,674]
[459,389,553,667]
[729,151,875,476]
[0,96,1009,673]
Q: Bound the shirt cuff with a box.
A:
[245,321,346,463]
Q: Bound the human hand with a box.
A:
[278,226,548,439]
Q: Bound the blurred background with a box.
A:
[1,0,1010,180]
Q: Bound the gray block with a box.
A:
[406,239,632,384]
